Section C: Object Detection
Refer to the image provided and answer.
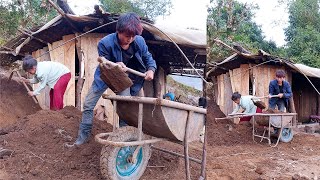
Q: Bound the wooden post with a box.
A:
[75,38,84,110]
[138,103,143,141]
[184,111,193,180]
[288,95,297,126]
[113,101,118,132]
[318,95,320,115]
[199,117,207,179]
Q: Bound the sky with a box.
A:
[237,0,289,46]
[68,0,288,46]
[68,0,208,31]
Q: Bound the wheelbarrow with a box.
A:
[95,95,207,180]
[252,113,297,147]
[215,113,297,147]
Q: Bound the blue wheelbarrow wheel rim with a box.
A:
[280,128,293,142]
[116,146,143,177]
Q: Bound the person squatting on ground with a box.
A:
[21,55,71,110]
[74,12,157,146]
[268,69,292,112]
[230,92,262,122]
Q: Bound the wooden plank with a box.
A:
[31,49,50,109]
[224,72,233,115]
[39,47,51,109]
[62,34,76,106]
[240,64,249,95]
[80,33,107,112]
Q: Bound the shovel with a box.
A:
[251,95,279,109]
[8,70,38,104]
[97,57,146,93]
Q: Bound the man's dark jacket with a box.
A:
[93,33,157,95]
[269,79,292,108]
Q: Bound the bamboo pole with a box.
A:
[102,95,207,114]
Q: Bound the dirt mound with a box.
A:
[0,106,112,180]
[0,74,41,127]
[206,99,254,146]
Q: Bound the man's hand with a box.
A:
[20,77,30,83]
[28,91,34,97]
[278,93,284,98]
[144,70,154,81]
[116,62,128,72]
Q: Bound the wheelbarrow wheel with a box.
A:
[100,126,151,180]
[279,128,293,143]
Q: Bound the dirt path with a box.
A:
[0,76,319,180]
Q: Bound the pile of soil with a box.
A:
[0,74,319,180]
[0,106,112,179]
[0,74,41,127]
[206,99,254,146]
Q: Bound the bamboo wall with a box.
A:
[215,64,290,115]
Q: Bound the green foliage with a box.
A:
[207,0,280,62]
[0,0,57,46]
[99,0,172,20]
[284,0,320,68]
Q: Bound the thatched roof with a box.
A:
[0,13,207,71]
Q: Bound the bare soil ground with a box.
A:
[0,74,319,180]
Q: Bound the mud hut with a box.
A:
[207,49,320,123]
[0,11,206,120]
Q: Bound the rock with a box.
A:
[292,174,310,180]
[255,167,264,175]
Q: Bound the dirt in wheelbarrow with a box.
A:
[0,75,319,180]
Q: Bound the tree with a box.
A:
[207,0,279,62]
[284,0,320,68]
[0,0,57,46]
[99,0,172,20]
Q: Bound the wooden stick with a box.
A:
[15,71,38,104]
[184,111,193,180]
[98,57,146,77]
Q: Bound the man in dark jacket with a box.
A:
[268,70,292,112]
[74,12,157,146]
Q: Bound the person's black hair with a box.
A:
[231,92,241,101]
[22,55,37,71]
[275,69,286,78]
[116,12,143,36]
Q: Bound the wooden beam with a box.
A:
[17,29,48,45]
[47,0,81,32]
[57,0,75,14]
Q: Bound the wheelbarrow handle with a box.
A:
[255,95,279,99]
[98,57,146,78]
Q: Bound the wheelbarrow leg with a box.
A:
[184,111,193,180]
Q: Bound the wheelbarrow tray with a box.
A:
[105,95,206,142]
